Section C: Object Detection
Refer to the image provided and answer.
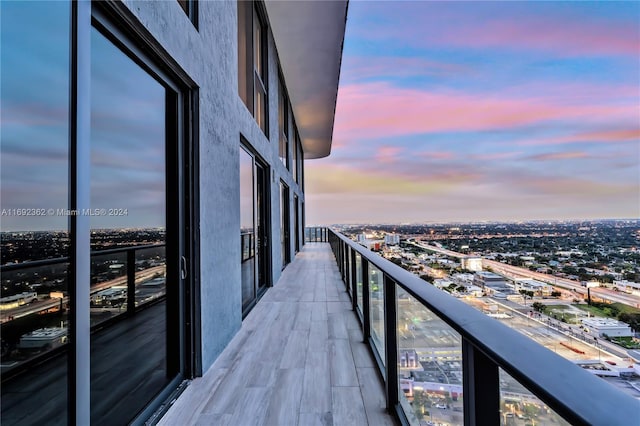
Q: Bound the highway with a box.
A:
[0,266,165,323]
[409,240,640,308]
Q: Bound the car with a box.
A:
[435,403,447,409]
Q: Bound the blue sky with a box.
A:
[306,0,640,224]
[1,1,638,231]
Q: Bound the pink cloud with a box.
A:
[374,146,403,163]
[445,18,640,57]
[471,152,523,161]
[356,9,640,58]
[518,127,640,147]
[333,82,636,140]
[344,56,470,80]
[421,151,455,160]
[527,151,590,161]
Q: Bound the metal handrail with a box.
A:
[328,228,639,426]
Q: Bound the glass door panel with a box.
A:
[90,27,174,424]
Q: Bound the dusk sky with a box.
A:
[305,0,640,225]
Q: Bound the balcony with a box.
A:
[158,241,395,425]
[160,229,638,426]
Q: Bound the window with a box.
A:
[1,3,199,424]
[1,2,71,422]
[280,181,290,268]
[177,0,198,27]
[278,77,289,168]
[238,1,267,135]
[297,137,304,186]
[292,129,300,183]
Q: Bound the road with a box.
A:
[0,266,165,323]
[409,240,640,308]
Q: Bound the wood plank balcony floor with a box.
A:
[159,243,396,426]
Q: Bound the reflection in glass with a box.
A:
[135,246,166,307]
[0,1,70,424]
[280,182,290,267]
[90,252,128,326]
[292,133,299,183]
[90,27,169,425]
[240,147,256,310]
[499,368,569,426]
[369,264,385,364]
[397,286,464,426]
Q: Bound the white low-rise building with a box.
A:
[581,318,633,338]
[461,256,482,271]
[514,278,554,296]
[614,280,640,295]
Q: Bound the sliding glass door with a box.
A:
[1,3,197,424]
[280,182,291,268]
[240,146,270,316]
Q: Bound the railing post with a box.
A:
[362,258,370,340]
[127,249,136,315]
[462,338,500,426]
[383,274,399,412]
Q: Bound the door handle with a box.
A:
[181,256,188,280]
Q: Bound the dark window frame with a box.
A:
[239,138,272,317]
[280,180,291,268]
[238,0,269,136]
[177,0,198,29]
[297,136,304,186]
[278,75,290,169]
[92,2,201,422]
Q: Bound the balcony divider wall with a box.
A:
[321,228,639,426]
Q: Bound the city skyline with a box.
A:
[306,1,640,225]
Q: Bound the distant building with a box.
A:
[614,280,640,295]
[581,318,633,338]
[452,273,474,285]
[461,256,482,272]
[399,349,420,369]
[19,327,68,350]
[514,279,553,296]
[433,279,454,290]
[465,285,484,297]
[473,271,506,290]
[384,234,400,245]
[0,291,38,310]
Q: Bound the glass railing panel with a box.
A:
[397,285,464,426]
[90,252,128,326]
[369,264,385,365]
[356,253,363,317]
[343,244,349,284]
[134,246,166,308]
[499,368,569,426]
[344,247,351,293]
